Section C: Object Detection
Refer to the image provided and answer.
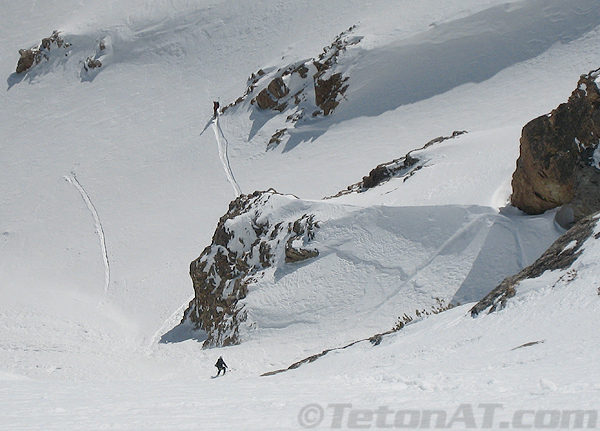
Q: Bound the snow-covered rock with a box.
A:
[15,30,71,74]
[183,190,320,347]
[221,26,362,149]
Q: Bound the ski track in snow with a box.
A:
[64,172,111,295]
[213,115,242,197]
[380,212,495,305]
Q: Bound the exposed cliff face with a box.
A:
[470,211,599,317]
[182,190,319,348]
[511,68,600,222]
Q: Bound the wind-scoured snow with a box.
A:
[1,0,600,429]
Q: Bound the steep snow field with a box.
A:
[2,0,600,429]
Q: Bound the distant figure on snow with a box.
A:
[215,356,227,376]
[213,100,220,117]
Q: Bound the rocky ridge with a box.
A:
[327,131,467,198]
[182,190,320,348]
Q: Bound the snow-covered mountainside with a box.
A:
[179,159,561,352]
[2,0,600,429]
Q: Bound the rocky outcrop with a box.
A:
[328,131,467,198]
[16,30,70,74]
[470,211,599,316]
[12,31,112,83]
[83,57,102,71]
[220,26,361,148]
[252,26,358,117]
[182,190,319,348]
[284,215,319,263]
[511,68,600,222]
[255,87,280,110]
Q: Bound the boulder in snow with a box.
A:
[511,68,600,223]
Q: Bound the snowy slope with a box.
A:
[180,188,562,352]
[2,237,600,430]
[2,0,600,429]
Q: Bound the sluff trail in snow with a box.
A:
[213,115,242,197]
[64,172,111,294]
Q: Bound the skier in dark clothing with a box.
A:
[213,100,220,117]
[215,356,227,376]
